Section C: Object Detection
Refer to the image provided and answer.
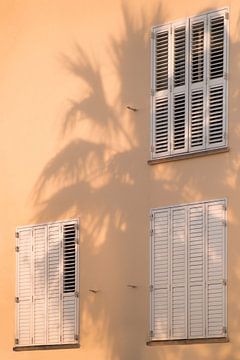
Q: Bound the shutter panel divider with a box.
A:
[206,10,227,149]
[151,25,171,158]
[171,20,189,155]
[189,15,207,152]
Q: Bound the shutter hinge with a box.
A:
[225,12,229,20]
[223,326,227,334]
[15,338,19,345]
[150,229,154,236]
[222,279,227,286]
[150,330,154,338]
[223,203,227,211]
[149,285,154,292]
[15,297,19,303]
[15,246,19,252]
[151,31,155,40]
[150,145,155,153]
[75,334,79,341]
[222,219,227,227]
[75,223,79,231]
[15,232,19,238]
[224,72,228,80]
[75,291,79,298]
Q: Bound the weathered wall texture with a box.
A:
[0,0,240,359]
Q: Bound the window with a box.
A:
[150,9,228,160]
[14,219,79,349]
[150,200,227,341]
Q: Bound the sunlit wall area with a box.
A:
[0,0,239,359]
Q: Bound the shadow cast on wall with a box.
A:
[32,2,240,359]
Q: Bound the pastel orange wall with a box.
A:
[0,0,240,359]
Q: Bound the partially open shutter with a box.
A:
[16,228,33,346]
[206,200,226,338]
[188,204,205,338]
[33,226,47,344]
[62,221,79,343]
[151,25,171,158]
[47,223,62,344]
[171,207,187,339]
[206,11,228,149]
[150,209,170,340]
[171,21,188,155]
[189,15,207,151]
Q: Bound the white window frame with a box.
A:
[150,8,229,161]
[14,219,80,349]
[149,199,227,342]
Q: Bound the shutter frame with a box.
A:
[15,219,80,347]
[151,24,171,159]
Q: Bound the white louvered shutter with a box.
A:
[206,201,226,338]
[171,21,189,155]
[62,222,79,343]
[15,219,79,347]
[16,228,33,346]
[33,226,47,344]
[189,16,207,151]
[171,207,187,339]
[188,204,205,338]
[150,209,170,340]
[151,25,171,158]
[206,11,228,149]
[47,223,62,344]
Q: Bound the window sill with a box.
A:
[148,146,230,165]
[146,337,229,346]
[13,343,80,351]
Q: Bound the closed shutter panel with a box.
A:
[151,25,171,158]
[189,16,207,151]
[47,223,62,344]
[171,207,187,339]
[188,204,205,338]
[16,228,33,346]
[33,226,47,345]
[206,11,228,149]
[171,21,188,155]
[62,221,79,343]
[206,200,226,338]
[150,209,170,340]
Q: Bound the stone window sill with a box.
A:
[148,147,230,165]
[146,337,229,346]
[13,343,80,351]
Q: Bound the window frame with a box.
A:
[150,8,229,162]
[149,199,227,343]
[14,218,80,351]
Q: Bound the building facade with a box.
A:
[0,0,239,359]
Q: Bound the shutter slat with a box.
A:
[171,207,187,339]
[16,228,33,346]
[188,205,205,338]
[151,210,170,340]
[206,201,226,338]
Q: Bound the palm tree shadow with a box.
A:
[31,2,240,359]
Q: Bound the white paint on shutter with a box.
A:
[171,21,188,155]
[47,223,62,344]
[206,201,226,338]
[171,207,187,339]
[16,228,33,346]
[151,25,171,158]
[206,11,228,149]
[189,16,207,151]
[62,222,79,343]
[33,226,47,345]
[150,209,170,340]
[188,204,205,338]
